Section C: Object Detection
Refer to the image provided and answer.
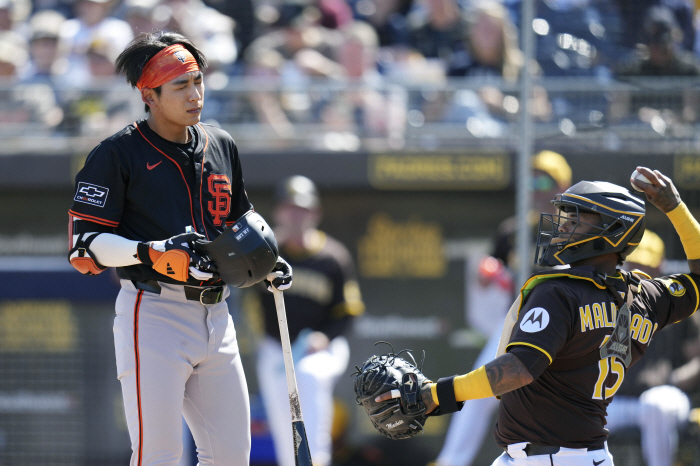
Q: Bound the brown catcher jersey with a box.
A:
[494,265,699,448]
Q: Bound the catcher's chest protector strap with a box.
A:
[433,376,464,415]
[495,268,609,359]
[548,271,640,372]
[598,272,638,368]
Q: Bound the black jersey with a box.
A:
[258,232,365,343]
[494,265,699,448]
[69,119,252,285]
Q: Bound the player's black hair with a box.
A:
[115,31,208,112]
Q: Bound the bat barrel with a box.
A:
[272,289,304,422]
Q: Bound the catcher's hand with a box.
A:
[352,343,435,440]
[630,167,681,214]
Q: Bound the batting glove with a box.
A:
[188,251,219,281]
[138,232,217,282]
[264,256,293,292]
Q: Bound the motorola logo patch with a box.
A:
[519,307,550,333]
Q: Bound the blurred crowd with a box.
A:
[3,0,700,141]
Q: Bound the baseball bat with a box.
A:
[272,288,313,466]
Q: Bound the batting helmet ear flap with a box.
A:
[197,211,279,287]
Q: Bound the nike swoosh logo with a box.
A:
[147,161,162,170]
[593,459,605,465]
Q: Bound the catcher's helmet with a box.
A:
[198,211,279,287]
[534,181,645,267]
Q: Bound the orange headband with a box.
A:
[136,44,200,90]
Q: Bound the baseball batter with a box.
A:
[67,31,290,466]
[376,167,700,465]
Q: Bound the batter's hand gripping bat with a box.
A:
[272,288,313,466]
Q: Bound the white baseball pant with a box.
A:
[114,280,251,466]
[491,442,614,466]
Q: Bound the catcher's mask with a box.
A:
[534,181,645,267]
[199,211,279,287]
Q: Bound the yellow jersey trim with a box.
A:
[682,273,700,316]
[505,342,553,364]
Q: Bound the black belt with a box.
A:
[132,280,224,305]
[506,443,605,457]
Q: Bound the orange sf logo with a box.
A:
[207,174,231,226]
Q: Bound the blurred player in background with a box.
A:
[252,175,365,466]
[432,150,572,466]
[606,229,700,466]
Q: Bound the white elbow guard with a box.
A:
[68,232,108,275]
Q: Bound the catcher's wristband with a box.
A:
[435,377,461,414]
[667,202,700,260]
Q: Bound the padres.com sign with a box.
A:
[368,152,510,190]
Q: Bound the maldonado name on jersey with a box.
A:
[579,300,658,345]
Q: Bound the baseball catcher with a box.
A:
[356,169,700,466]
[353,343,461,440]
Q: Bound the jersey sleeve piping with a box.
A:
[682,273,700,315]
[68,210,119,228]
[505,342,553,364]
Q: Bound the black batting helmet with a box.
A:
[198,211,279,287]
[534,181,646,267]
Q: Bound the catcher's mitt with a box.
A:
[352,343,432,440]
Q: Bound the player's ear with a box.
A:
[140,88,156,108]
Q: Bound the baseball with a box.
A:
[631,169,652,192]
